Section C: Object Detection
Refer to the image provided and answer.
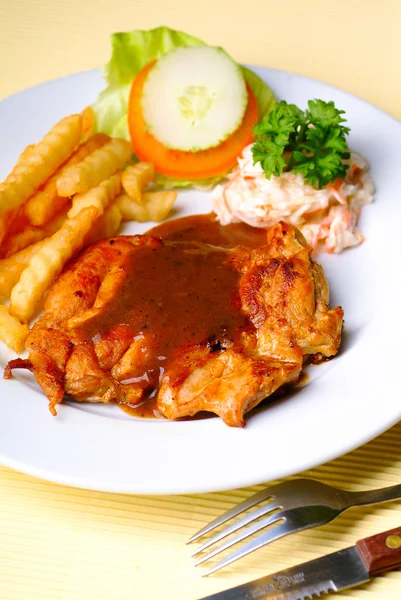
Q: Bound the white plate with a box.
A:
[0,66,400,495]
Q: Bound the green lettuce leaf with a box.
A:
[241,66,276,118]
[154,172,225,191]
[93,27,204,140]
[92,26,276,188]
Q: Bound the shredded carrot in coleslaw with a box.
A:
[212,146,374,253]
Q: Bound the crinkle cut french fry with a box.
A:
[0,305,30,353]
[0,114,82,245]
[116,190,177,223]
[14,144,36,169]
[116,193,149,222]
[121,162,155,205]
[24,133,109,227]
[9,207,98,323]
[68,173,121,219]
[80,106,95,142]
[2,206,69,258]
[0,203,30,256]
[2,145,35,189]
[57,138,132,197]
[0,239,47,298]
[143,191,177,222]
[84,203,122,246]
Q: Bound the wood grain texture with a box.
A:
[357,526,401,575]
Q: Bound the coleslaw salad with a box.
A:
[212,145,374,253]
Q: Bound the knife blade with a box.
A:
[198,525,401,600]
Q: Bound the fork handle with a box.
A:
[348,483,401,507]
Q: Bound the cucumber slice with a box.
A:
[141,46,248,152]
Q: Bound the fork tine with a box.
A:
[201,505,340,576]
[201,518,294,576]
[191,499,281,557]
[187,488,276,544]
[194,512,284,566]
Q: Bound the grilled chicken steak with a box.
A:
[5,218,343,426]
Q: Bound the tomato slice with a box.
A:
[128,61,258,180]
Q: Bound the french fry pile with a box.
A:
[0,109,177,353]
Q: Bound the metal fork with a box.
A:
[187,478,401,576]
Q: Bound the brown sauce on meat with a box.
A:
[147,213,268,249]
[85,240,248,361]
[76,214,268,416]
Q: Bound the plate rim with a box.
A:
[1,65,401,495]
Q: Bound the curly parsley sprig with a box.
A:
[252,99,351,189]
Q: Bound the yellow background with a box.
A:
[1,0,401,120]
[1,1,401,599]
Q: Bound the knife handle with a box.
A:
[357,526,401,576]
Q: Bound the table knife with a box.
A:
[198,526,401,599]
